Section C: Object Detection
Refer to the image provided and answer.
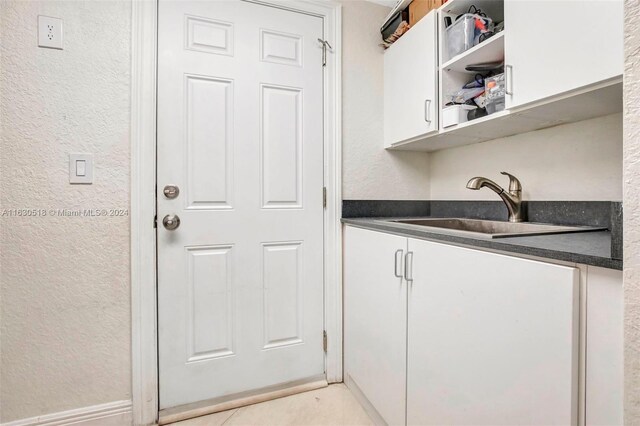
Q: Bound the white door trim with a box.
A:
[130,1,342,424]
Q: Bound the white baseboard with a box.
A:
[1,400,133,426]
[344,374,385,426]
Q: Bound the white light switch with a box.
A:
[69,154,93,184]
[75,160,86,176]
[38,15,63,50]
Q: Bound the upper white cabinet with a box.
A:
[384,0,623,151]
[504,0,623,109]
[384,11,438,148]
[407,238,579,425]
[343,226,408,425]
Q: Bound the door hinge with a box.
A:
[323,330,328,352]
[317,38,332,67]
[323,187,327,208]
[153,215,157,229]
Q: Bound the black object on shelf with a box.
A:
[381,9,409,40]
[478,31,495,43]
[465,62,504,72]
[468,108,488,121]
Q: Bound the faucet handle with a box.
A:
[500,172,522,194]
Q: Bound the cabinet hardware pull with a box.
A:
[424,99,432,123]
[404,251,414,282]
[394,249,404,278]
[506,65,514,96]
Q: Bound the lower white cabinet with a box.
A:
[343,225,623,426]
[344,226,407,425]
[407,239,579,425]
[585,266,624,425]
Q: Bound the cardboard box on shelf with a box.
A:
[409,0,443,26]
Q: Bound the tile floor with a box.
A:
[170,384,373,426]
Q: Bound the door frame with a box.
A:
[130,1,342,424]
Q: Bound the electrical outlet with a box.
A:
[38,15,63,50]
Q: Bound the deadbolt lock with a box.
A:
[163,185,180,199]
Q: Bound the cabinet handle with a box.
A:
[424,99,432,123]
[404,251,414,282]
[394,249,404,278]
[505,64,514,95]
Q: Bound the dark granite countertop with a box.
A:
[342,217,621,270]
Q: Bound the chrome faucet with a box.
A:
[466,172,524,223]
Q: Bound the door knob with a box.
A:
[163,184,180,199]
[162,214,180,231]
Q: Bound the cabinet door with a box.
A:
[585,266,623,425]
[504,0,623,109]
[344,226,407,425]
[407,239,579,425]
[384,11,438,147]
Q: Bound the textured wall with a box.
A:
[0,1,132,422]
[340,0,431,200]
[623,0,640,421]
[341,0,623,202]
[429,113,623,201]
[0,0,630,422]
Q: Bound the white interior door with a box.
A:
[157,0,325,410]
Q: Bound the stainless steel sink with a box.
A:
[380,218,605,239]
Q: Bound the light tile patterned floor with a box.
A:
[170,384,373,426]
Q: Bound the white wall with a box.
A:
[0,0,434,422]
[0,1,131,423]
[0,0,628,423]
[623,0,640,421]
[341,0,623,202]
[429,113,623,201]
[340,0,431,200]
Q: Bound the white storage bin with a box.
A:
[442,104,477,128]
[445,13,492,61]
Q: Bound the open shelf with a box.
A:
[438,0,504,22]
[441,32,504,73]
[389,78,622,152]
[441,108,510,133]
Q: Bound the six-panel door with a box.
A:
[344,226,408,425]
[407,238,580,425]
[157,0,325,409]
